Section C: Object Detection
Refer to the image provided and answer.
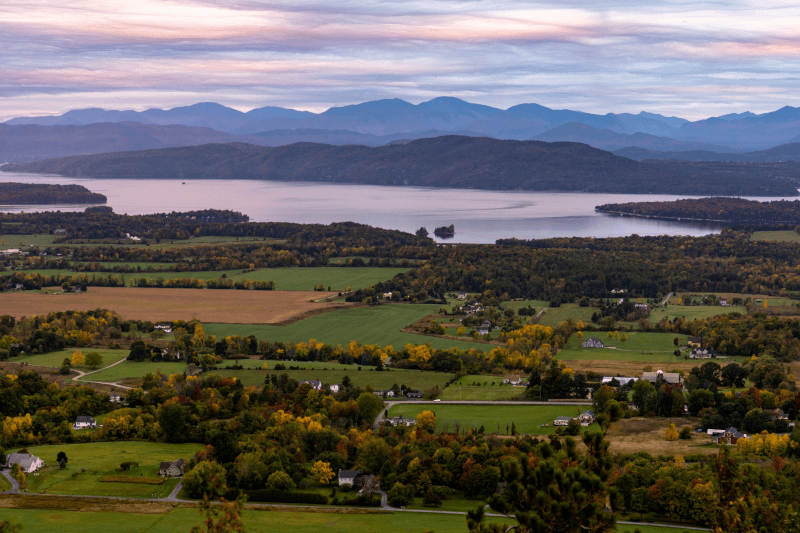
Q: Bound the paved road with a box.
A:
[660,292,674,307]
[165,482,183,502]
[1,469,19,493]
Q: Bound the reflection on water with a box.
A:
[0,172,788,244]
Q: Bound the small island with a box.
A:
[596,197,800,223]
[0,182,107,205]
[433,224,455,238]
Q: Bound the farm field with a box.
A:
[11,441,202,498]
[16,266,411,292]
[503,299,550,310]
[646,304,747,322]
[388,404,589,435]
[604,416,716,457]
[14,348,128,370]
[0,508,516,533]
[750,230,800,242]
[213,367,455,391]
[440,376,526,401]
[0,233,56,247]
[87,361,192,382]
[536,304,596,328]
[0,287,345,324]
[204,304,490,351]
[557,332,692,362]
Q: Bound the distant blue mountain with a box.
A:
[8,98,800,152]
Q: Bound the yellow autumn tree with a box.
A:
[310,461,335,484]
[71,350,85,366]
[665,423,678,441]
[193,324,205,347]
[416,410,437,432]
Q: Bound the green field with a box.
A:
[0,233,56,247]
[0,509,517,533]
[388,404,589,435]
[87,361,191,382]
[536,304,596,328]
[9,266,409,292]
[11,441,202,498]
[440,376,526,401]
[13,348,128,370]
[503,299,550,310]
[204,304,490,351]
[557,332,691,362]
[647,304,747,323]
[750,230,800,242]
[215,367,454,391]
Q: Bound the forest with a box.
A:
[0,182,107,205]
[597,197,800,223]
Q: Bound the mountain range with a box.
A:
[5,97,800,163]
[4,136,798,197]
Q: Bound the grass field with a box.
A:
[647,304,747,323]
[12,441,202,498]
[0,287,345,324]
[215,367,455,391]
[388,404,589,435]
[750,230,800,242]
[204,304,490,351]
[557,332,692,362]
[0,509,518,533]
[13,348,128,370]
[440,376,526,401]
[503,299,550,310]
[537,304,596,328]
[0,234,56,247]
[87,361,191,382]
[15,266,410,292]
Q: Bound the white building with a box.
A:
[4,453,44,473]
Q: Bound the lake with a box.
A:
[1,172,796,243]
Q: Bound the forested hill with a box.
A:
[0,182,107,205]
[595,197,800,223]
[3,136,798,196]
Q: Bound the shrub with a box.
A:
[679,427,693,440]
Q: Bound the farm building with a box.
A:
[503,374,522,385]
[642,370,684,386]
[687,336,702,347]
[159,459,186,477]
[554,416,571,426]
[338,469,361,486]
[300,380,323,391]
[714,427,746,446]
[4,453,44,473]
[579,411,595,424]
[73,415,97,429]
[406,391,423,398]
[583,337,605,349]
[601,376,638,386]
[690,348,718,359]
[329,384,341,393]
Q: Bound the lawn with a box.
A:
[13,348,128,370]
[9,266,410,292]
[203,304,490,351]
[503,299,550,310]
[87,361,191,382]
[12,441,202,498]
[214,367,454,391]
[0,234,56,247]
[388,404,590,435]
[440,376,527,401]
[647,304,747,323]
[750,230,800,243]
[537,304,597,328]
[558,332,694,362]
[0,509,515,533]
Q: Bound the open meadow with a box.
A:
[0,234,56,247]
[13,266,410,292]
[204,304,490,350]
[750,230,800,242]
[11,441,202,498]
[15,348,128,370]
[388,403,590,435]
[556,332,691,362]
[0,287,345,324]
[536,304,596,328]
[440,376,527,400]
[604,416,718,457]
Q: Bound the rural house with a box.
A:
[583,337,605,349]
[601,376,638,386]
[578,411,595,424]
[329,384,341,393]
[338,469,361,486]
[406,391,423,398]
[4,453,44,473]
[503,374,522,385]
[73,415,97,429]
[158,459,186,477]
[642,370,684,386]
[300,380,323,391]
[690,348,718,359]
[687,336,702,347]
[554,416,571,426]
[715,427,746,446]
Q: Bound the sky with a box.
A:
[2,0,800,121]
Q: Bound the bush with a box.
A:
[331,493,380,507]
[265,471,296,491]
[388,482,415,507]
[679,426,693,440]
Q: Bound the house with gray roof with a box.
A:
[338,469,362,486]
[73,415,97,429]
[158,458,186,477]
[642,370,684,386]
[4,453,44,473]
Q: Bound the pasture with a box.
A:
[87,361,191,382]
[204,304,490,351]
[646,304,747,323]
[7,266,410,292]
[750,230,800,242]
[0,287,345,324]
[536,304,596,328]
[0,234,56,247]
[13,348,128,371]
[11,441,202,498]
[387,404,589,435]
[0,509,516,533]
[557,332,690,362]
[440,376,527,401]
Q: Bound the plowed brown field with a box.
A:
[0,287,348,324]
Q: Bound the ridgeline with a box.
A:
[3,136,798,196]
[0,182,107,205]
